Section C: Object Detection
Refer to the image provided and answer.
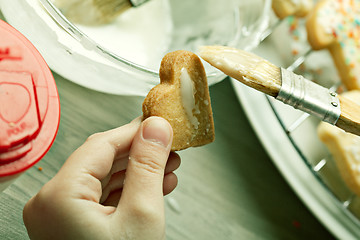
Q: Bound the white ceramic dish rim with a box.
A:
[232,80,360,239]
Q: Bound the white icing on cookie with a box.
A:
[180,68,200,129]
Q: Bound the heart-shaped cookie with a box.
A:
[142,50,215,151]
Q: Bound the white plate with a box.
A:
[230,16,360,238]
[232,81,360,239]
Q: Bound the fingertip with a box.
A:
[163,172,178,195]
[141,117,173,148]
[165,152,181,173]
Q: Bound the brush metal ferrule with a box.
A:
[276,68,341,125]
[130,0,149,7]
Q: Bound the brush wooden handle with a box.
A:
[335,96,360,136]
[199,45,360,136]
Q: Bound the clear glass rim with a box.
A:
[38,0,271,79]
[38,0,160,77]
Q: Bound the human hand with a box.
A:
[23,116,180,240]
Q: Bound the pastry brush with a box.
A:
[199,45,360,136]
[54,0,149,25]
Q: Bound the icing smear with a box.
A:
[180,68,200,129]
[199,45,279,89]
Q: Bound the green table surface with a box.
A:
[0,69,334,239]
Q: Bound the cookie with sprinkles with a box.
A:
[272,0,313,19]
[306,0,360,90]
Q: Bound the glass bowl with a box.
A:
[0,0,270,96]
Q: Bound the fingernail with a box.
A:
[142,117,172,147]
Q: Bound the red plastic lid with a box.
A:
[0,20,60,177]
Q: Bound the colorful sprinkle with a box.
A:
[292,49,299,55]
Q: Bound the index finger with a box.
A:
[57,117,141,181]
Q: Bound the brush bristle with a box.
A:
[93,0,132,19]
[199,45,281,97]
[55,0,132,25]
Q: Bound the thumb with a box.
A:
[119,116,173,213]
